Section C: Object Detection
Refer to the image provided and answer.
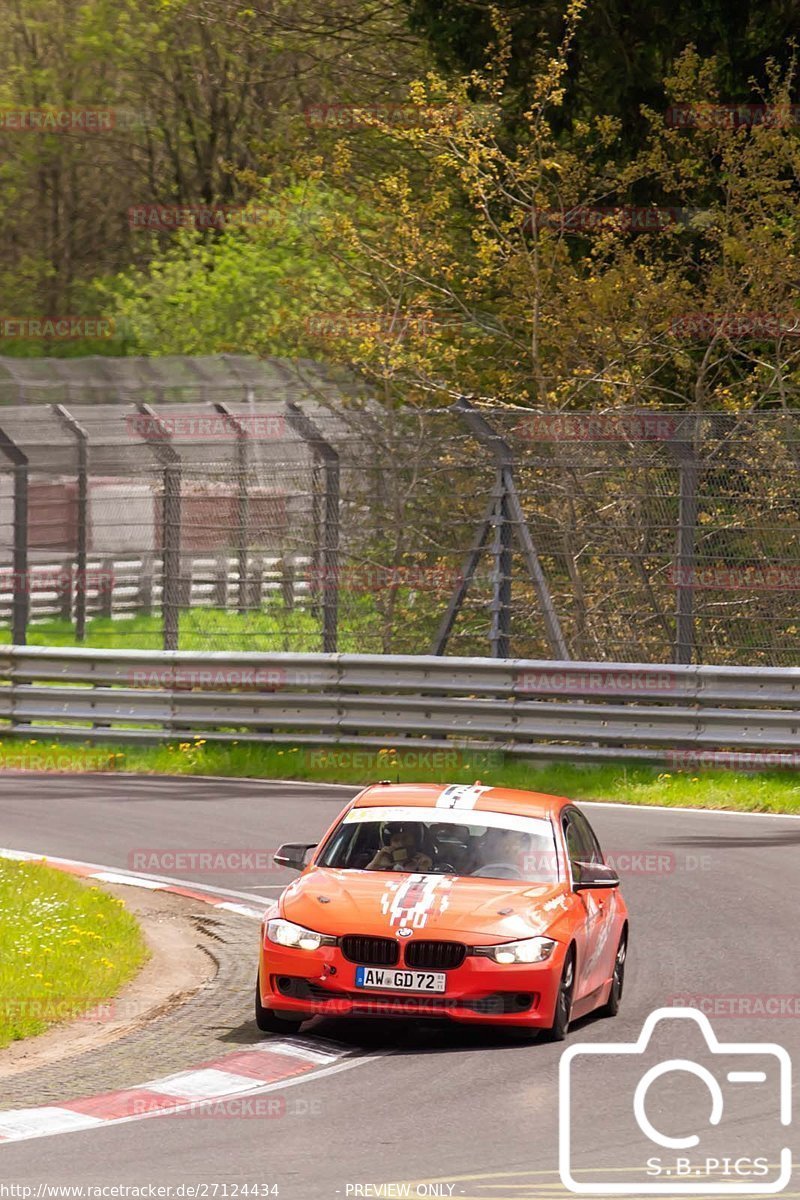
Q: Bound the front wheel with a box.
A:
[255,973,304,1035]
[600,932,627,1018]
[542,948,575,1042]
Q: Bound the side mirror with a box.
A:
[274,842,317,872]
[572,861,620,891]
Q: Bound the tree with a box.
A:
[0,0,428,333]
[403,0,800,147]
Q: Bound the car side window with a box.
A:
[562,810,601,884]
[570,810,604,864]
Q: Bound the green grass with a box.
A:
[0,737,798,814]
[0,858,149,1048]
[1,603,380,652]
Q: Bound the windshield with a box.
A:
[316,805,560,882]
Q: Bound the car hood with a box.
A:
[279,867,572,942]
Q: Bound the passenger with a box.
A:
[475,826,523,872]
[366,823,433,873]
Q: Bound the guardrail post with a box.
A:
[0,426,29,645]
[131,403,182,651]
[451,398,570,660]
[284,402,339,653]
[214,403,250,613]
[53,404,89,641]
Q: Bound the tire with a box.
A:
[600,931,627,1018]
[255,973,304,1035]
[542,947,575,1042]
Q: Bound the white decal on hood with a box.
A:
[381,873,455,928]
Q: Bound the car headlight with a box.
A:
[476,936,557,964]
[266,918,336,952]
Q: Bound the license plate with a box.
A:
[354,967,447,993]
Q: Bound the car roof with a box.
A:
[352,782,567,821]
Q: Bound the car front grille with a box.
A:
[340,935,399,966]
[404,940,467,970]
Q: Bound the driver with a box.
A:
[366,823,433,873]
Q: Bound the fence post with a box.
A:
[452,397,570,660]
[131,403,182,651]
[284,402,339,653]
[489,470,513,659]
[99,557,114,618]
[671,417,699,665]
[213,403,250,613]
[53,404,89,641]
[0,426,29,646]
[140,553,154,616]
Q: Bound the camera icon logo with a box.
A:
[559,1007,792,1195]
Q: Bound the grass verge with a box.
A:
[0,604,380,652]
[0,738,798,814]
[0,858,149,1048]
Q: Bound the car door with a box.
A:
[562,808,617,999]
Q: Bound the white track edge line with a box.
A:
[0,1054,381,1146]
[579,799,800,820]
[0,848,272,907]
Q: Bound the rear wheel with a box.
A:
[255,972,304,1035]
[600,931,627,1018]
[542,947,575,1042]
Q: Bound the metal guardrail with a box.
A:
[0,648,798,766]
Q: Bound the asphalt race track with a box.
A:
[1,774,798,1199]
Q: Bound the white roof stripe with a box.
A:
[435,784,491,810]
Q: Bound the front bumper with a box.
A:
[258,939,566,1027]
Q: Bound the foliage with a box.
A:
[0,859,148,1047]
[404,0,800,146]
[305,42,800,417]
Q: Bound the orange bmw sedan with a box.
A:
[256,782,629,1039]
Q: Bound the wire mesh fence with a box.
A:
[0,356,797,665]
